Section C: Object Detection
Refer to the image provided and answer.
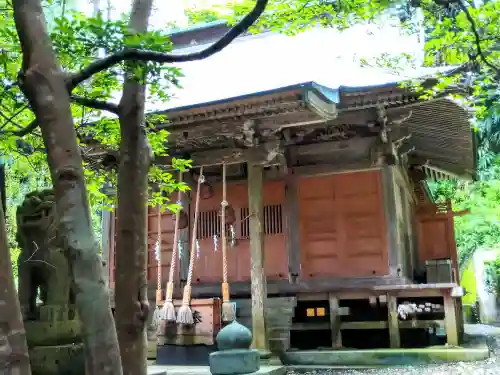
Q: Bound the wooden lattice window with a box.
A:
[196,210,234,240]
[240,204,283,238]
[197,210,220,240]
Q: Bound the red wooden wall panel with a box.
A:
[108,170,393,287]
[417,202,460,283]
[299,170,389,278]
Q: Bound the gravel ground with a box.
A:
[287,324,500,375]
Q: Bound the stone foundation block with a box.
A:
[209,349,260,375]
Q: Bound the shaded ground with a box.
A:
[287,324,500,375]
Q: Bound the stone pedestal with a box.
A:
[25,305,84,375]
[25,319,81,347]
[209,349,260,375]
[209,320,260,375]
[29,344,84,375]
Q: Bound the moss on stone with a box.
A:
[29,344,84,375]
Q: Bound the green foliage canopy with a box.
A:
[0,2,192,267]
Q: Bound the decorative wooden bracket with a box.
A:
[235,119,258,148]
[370,106,414,167]
[370,105,397,166]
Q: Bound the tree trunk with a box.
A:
[12,1,122,374]
[0,195,31,375]
[114,1,153,374]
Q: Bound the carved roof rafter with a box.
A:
[163,85,340,153]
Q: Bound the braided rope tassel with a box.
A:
[177,167,204,325]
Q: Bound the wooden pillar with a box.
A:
[247,163,269,351]
[284,167,300,283]
[387,294,400,348]
[444,294,459,346]
[456,299,465,342]
[328,294,342,348]
[381,166,401,277]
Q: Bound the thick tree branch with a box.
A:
[0,109,23,130]
[0,96,118,137]
[0,119,37,136]
[68,0,269,89]
[71,95,120,114]
[7,0,269,138]
[456,0,500,75]
[0,103,29,129]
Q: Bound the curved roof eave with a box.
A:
[154,81,340,116]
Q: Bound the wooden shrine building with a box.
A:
[103,79,475,356]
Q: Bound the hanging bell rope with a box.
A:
[151,204,163,330]
[220,163,236,322]
[177,166,204,325]
[159,171,184,322]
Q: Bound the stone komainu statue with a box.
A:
[16,189,74,321]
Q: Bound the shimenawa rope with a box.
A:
[151,204,163,330]
[159,171,184,322]
[221,163,235,322]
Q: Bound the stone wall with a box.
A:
[474,249,500,323]
[235,297,296,353]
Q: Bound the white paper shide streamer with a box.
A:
[154,239,160,262]
[213,234,219,252]
[229,225,236,247]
